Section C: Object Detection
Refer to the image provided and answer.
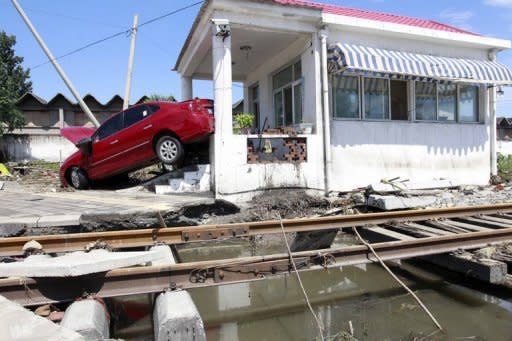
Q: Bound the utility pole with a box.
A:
[11,0,100,127]
[123,14,139,110]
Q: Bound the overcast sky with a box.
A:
[1,0,512,115]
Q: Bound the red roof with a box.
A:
[273,0,478,36]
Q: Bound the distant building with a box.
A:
[1,93,147,162]
[497,117,512,140]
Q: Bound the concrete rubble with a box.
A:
[0,249,160,277]
[60,298,110,340]
[0,295,84,340]
[368,194,437,210]
[153,290,206,341]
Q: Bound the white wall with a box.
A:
[497,140,512,155]
[3,134,76,163]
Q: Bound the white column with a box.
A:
[211,19,233,196]
[320,28,332,196]
[58,108,64,128]
[181,76,193,101]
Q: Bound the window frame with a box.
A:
[272,60,303,127]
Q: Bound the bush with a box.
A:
[497,153,512,181]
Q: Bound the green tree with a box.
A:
[0,31,32,135]
[145,93,175,102]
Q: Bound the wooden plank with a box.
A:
[441,219,492,232]
[400,222,452,236]
[455,217,509,229]
[479,215,512,226]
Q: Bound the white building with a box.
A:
[175,0,512,199]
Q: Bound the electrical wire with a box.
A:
[29,1,203,70]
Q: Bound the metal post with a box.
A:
[123,14,139,110]
[11,0,100,128]
[489,50,498,176]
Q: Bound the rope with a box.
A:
[353,227,443,331]
[278,215,325,341]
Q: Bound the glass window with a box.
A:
[273,61,303,126]
[459,85,479,122]
[333,75,359,119]
[364,78,389,120]
[249,85,260,129]
[95,113,123,140]
[415,82,437,121]
[123,105,153,128]
[273,65,293,89]
[438,84,456,121]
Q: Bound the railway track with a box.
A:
[2,203,512,257]
[0,203,512,306]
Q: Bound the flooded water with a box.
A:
[112,239,512,340]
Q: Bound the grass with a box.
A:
[26,160,60,171]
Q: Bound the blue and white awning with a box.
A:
[328,43,512,85]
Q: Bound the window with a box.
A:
[95,113,123,140]
[415,82,479,123]
[123,105,157,128]
[273,61,303,126]
[332,75,359,118]
[364,78,389,120]
[438,84,456,121]
[459,85,479,122]
[415,82,437,121]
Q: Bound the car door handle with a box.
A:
[143,124,153,130]
[110,140,119,145]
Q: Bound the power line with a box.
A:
[29,1,203,70]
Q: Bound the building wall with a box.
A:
[326,28,492,190]
[3,132,77,163]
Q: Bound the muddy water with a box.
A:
[190,264,512,340]
[113,239,512,340]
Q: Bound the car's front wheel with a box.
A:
[156,135,184,165]
[68,167,89,189]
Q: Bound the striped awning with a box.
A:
[328,43,512,85]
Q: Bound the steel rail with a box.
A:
[2,226,512,306]
[1,203,512,257]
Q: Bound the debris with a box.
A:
[22,240,44,255]
[0,181,4,190]
[369,178,458,193]
[0,163,11,176]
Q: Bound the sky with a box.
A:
[1,0,512,115]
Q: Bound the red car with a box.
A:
[60,99,214,189]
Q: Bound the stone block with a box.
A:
[61,298,109,340]
[150,245,176,265]
[37,214,81,227]
[153,290,206,341]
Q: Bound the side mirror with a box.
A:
[76,137,92,156]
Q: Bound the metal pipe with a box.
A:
[319,28,332,196]
[123,14,139,110]
[11,0,100,127]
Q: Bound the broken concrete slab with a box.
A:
[368,194,437,210]
[369,179,459,193]
[37,214,81,228]
[153,290,206,341]
[0,181,4,190]
[0,249,159,278]
[0,223,27,237]
[61,299,110,340]
[0,216,39,229]
[0,295,84,341]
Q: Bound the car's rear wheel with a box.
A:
[156,135,184,165]
[69,167,89,189]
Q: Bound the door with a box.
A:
[87,113,124,179]
[118,104,156,162]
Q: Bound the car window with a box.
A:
[95,113,123,141]
[123,105,158,128]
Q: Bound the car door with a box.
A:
[87,112,125,179]
[118,104,157,163]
